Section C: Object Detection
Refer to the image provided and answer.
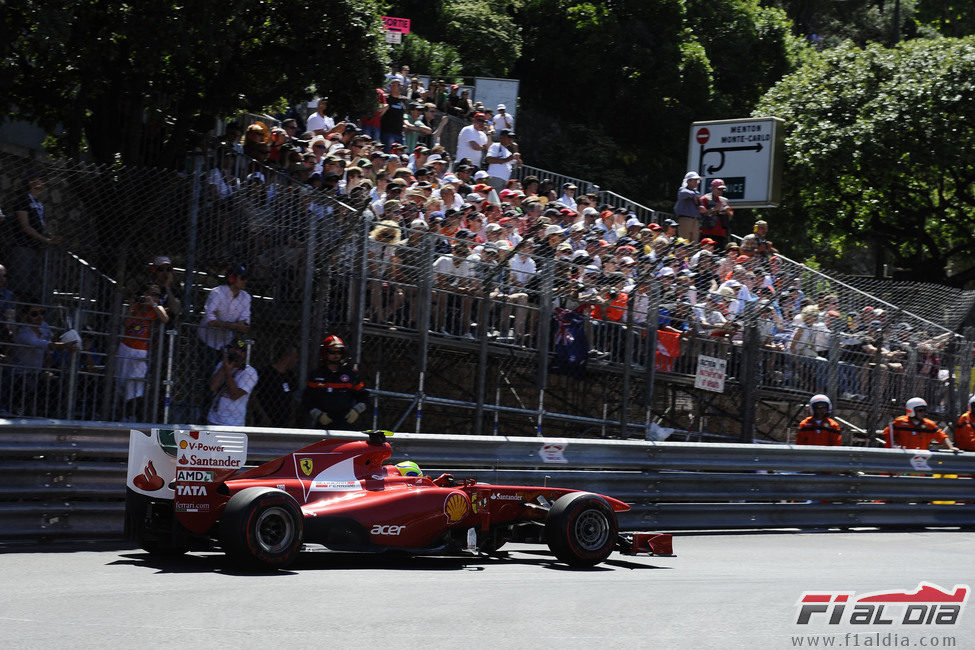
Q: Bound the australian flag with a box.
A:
[550,308,589,377]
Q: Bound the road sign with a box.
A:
[384,31,402,44]
[381,16,411,33]
[687,117,784,208]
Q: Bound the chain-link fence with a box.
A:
[2,142,973,442]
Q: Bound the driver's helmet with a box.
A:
[395,461,423,477]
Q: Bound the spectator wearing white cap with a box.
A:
[149,255,182,321]
[674,171,703,242]
[492,104,514,133]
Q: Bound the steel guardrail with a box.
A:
[0,420,971,540]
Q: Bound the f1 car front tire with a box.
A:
[220,487,303,569]
[545,492,618,568]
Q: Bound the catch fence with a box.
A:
[1,143,974,441]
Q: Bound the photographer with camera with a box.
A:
[206,339,258,426]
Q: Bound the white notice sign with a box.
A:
[695,355,727,393]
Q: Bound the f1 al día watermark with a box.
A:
[788,582,968,648]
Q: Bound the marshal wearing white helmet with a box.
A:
[885,397,959,452]
[953,394,975,451]
[795,394,843,446]
[302,335,369,430]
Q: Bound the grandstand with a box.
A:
[1,101,973,445]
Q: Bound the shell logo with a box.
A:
[444,492,470,523]
[179,440,188,449]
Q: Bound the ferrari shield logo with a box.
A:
[299,458,314,476]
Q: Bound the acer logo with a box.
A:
[371,524,405,536]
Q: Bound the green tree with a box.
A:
[1,0,387,166]
[396,33,464,78]
[514,0,801,203]
[753,37,975,284]
[440,0,523,77]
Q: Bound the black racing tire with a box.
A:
[545,492,618,568]
[220,487,303,569]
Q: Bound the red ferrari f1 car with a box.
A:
[125,428,672,569]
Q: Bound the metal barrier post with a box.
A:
[643,284,661,437]
[536,258,554,435]
[473,270,491,435]
[415,234,435,433]
[182,153,203,315]
[739,303,761,442]
[99,289,125,420]
[959,329,974,416]
[163,329,177,423]
[297,204,317,392]
[148,323,165,420]
[620,290,637,437]
[353,220,369,368]
[827,319,840,406]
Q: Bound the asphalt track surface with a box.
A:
[1,531,973,649]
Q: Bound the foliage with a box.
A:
[440,0,523,77]
[765,0,921,47]
[395,33,464,78]
[0,0,388,166]
[753,37,975,284]
[515,0,802,202]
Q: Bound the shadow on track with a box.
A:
[108,546,670,575]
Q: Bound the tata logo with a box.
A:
[370,524,405,536]
[176,485,207,496]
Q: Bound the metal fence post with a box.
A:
[739,302,759,443]
[643,284,661,437]
[353,219,369,368]
[474,283,490,435]
[163,329,177,424]
[960,329,975,416]
[620,290,637,437]
[297,204,317,394]
[182,153,204,316]
[148,323,165,421]
[535,258,554,436]
[827,319,840,406]
[415,233,435,433]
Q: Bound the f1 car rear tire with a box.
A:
[545,492,618,568]
[220,487,303,569]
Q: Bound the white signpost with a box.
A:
[687,117,785,208]
[695,355,727,393]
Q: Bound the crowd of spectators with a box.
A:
[0,68,959,428]
[167,70,964,416]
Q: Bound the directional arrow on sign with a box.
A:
[699,142,763,174]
